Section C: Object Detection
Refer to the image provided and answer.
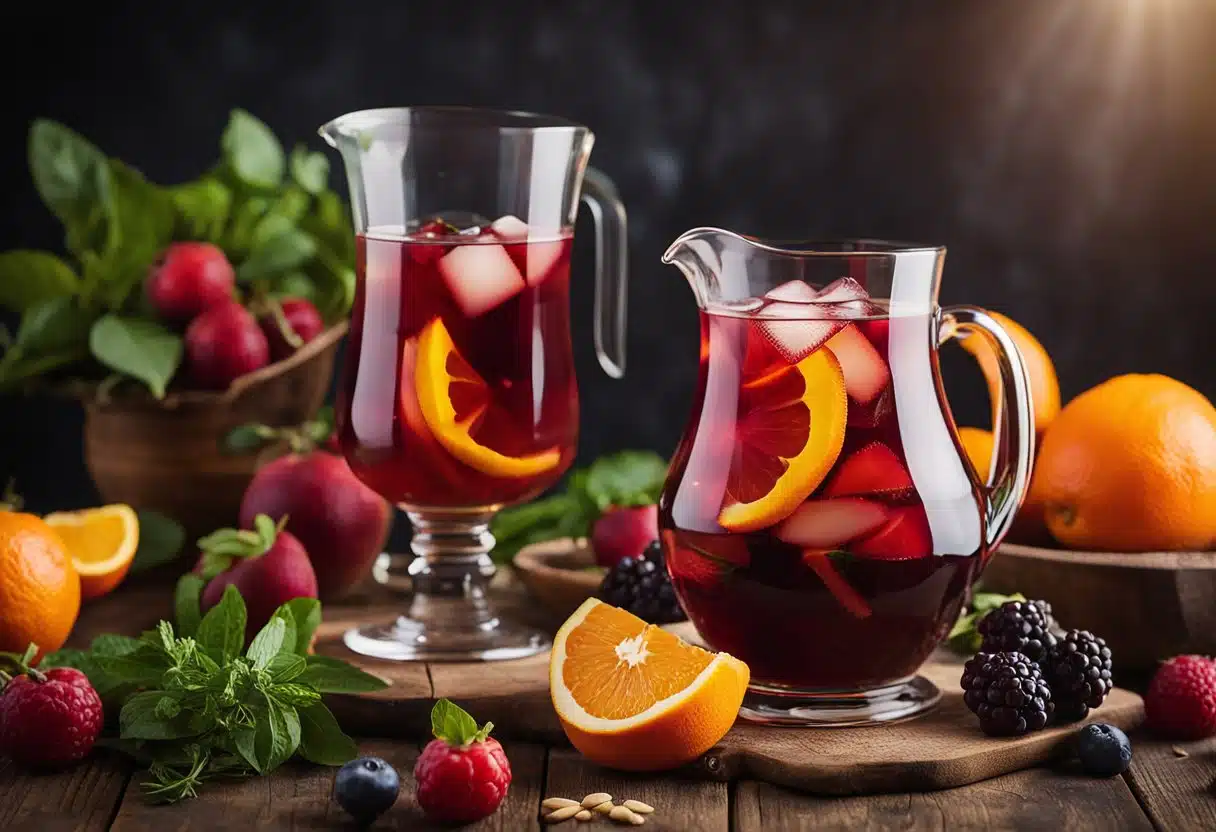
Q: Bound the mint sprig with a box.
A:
[430,698,493,747]
[489,449,668,564]
[947,590,1027,654]
[195,513,286,581]
[38,580,387,804]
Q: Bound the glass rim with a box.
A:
[664,227,945,260]
[319,106,591,138]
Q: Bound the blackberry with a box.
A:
[977,599,1059,664]
[961,651,1054,736]
[597,540,687,624]
[1045,629,1113,722]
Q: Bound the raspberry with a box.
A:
[1045,630,1113,722]
[414,700,511,823]
[1145,655,1216,740]
[0,667,103,768]
[977,599,1058,664]
[961,652,1054,737]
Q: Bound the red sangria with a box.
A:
[337,215,578,509]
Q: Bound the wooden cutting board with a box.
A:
[76,575,1145,797]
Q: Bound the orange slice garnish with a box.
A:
[550,598,749,771]
[43,504,139,600]
[414,318,561,479]
[717,341,849,532]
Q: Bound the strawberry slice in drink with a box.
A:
[489,215,566,286]
[849,504,933,561]
[822,441,915,501]
[438,242,526,317]
[776,497,889,548]
[801,550,872,620]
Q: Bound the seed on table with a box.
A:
[610,805,641,824]
[593,801,615,814]
[545,805,583,823]
[623,800,655,814]
[575,809,592,822]
[582,792,613,808]
[543,797,581,810]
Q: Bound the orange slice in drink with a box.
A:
[550,598,749,771]
[43,504,139,600]
[414,318,561,478]
[717,339,849,532]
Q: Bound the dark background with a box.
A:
[2,0,1213,550]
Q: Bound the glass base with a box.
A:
[343,508,550,663]
[738,675,941,727]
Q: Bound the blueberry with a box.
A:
[334,756,400,823]
[1075,723,1132,777]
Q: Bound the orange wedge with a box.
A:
[43,504,139,600]
[414,318,561,479]
[550,598,749,772]
[718,343,849,532]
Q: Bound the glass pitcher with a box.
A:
[659,229,1034,726]
[319,107,627,662]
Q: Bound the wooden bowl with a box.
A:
[512,539,604,620]
[982,542,1216,671]
[82,322,347,539]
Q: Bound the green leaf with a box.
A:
[94,160,175,309]
[173,574,204,642]
[168,178,231,242]
[297,703,357,766]
[250,212,296,251]
[270,682,321,708]
[279,597,320,655]
[254,514,279,549]
[196,585,247,663]
[270,271,317,302]
[255,692,300,773]
[223,423,275,455]
[91,634,143,658]
[430,698,491,746]
[222,110,285,190]
[972,591,1025,613]
[120,691,199,741]
[266,652,306,683]
[132,510,186,573]
[297,655,388,694]
[289,146,329,194]
[491,493,576,545]
[92,644,171,689]
[13,296,95,355]
[0,251,79,312]
[38,647,91,671]
[583,450,668,512]
[303,242,353,321]
[224,196,270,257]
[246,617,287,670]
[237,227,316,282]
[89,315,183,398]
[27,119,113,236]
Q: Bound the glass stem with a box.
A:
[403,510,499,632]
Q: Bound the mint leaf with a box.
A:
[91,634,143,658]
[297,703,357,766]
[270,683,321,708]
[222,110,285,190]
[223,423,275,454]
[174,574,205,638]
[95,160,175,309]
[93,644,171,689]
[12,296,95,356]
[237,227,316,282]
[972,591,1025,613]
[297,656,388,694]
[89,315,183,399]
[278,598,320,655]
[168,178,231,242]
[430,698,486,746]
[246,617,287,670]
[584,450,668,511]
[254,514,279,549]
[289,146,329,194]
[120,691,199,741]
[28,118,112,236]
[254,692,300,773]
[132,511,186,573]
[0,251,79,312]
[266,652,306,683]
[196,585,246,663]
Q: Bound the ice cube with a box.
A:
[490,214,530,239]
[759,302,845,363]
[776,497,890,548]
[825,324,891,404]
[438,242,526,317]
[765,280,819,303]
[489,214,566,285]
[814,277,869,304]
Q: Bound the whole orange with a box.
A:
[0,511,81,659]
[1034,374,1216,552]
[957,426,1052,545]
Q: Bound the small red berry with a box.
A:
[260,298,325,361]
[0,667,103,768]
[185,300,270,390]
[146,242,235,325]
[1145,654,1216,740]
[414,700,511,824]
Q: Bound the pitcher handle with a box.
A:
[580,167,628,379]
[941,306,1036,549]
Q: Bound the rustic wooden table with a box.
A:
[3,577,1214,831]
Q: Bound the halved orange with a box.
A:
[43,504,139,600]
[414,318,560,478]
[718,340,849,532]
[550,598,749,772]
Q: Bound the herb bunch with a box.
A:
[41,578,386,803]
[0,110,355,397]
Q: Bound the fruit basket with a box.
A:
[983,542,1216,673]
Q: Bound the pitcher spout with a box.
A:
[661,226,761,310]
